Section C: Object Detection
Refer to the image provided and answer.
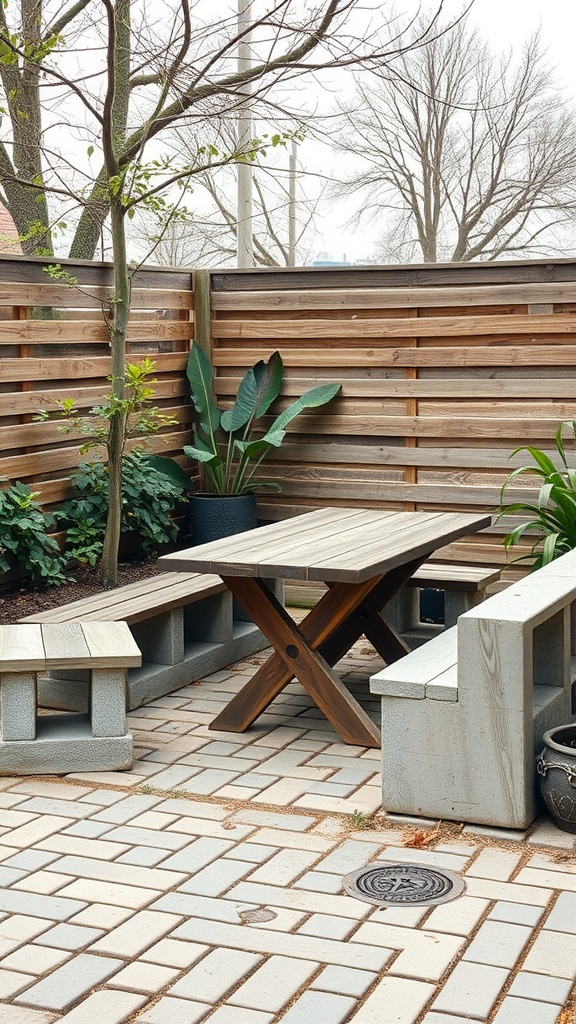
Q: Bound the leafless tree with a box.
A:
[138,134,322,268]
[332,21,576,262]
[0,0,458,585]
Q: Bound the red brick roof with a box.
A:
[0,205,21,253]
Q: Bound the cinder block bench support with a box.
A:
[21,572,279,711]
[0,622,141,775]
[386,563,501,644]
[370,550,576,830]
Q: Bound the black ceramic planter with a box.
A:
[536,723,576,833]
[189,492,257,545]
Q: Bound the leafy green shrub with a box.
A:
[498,420,576,569]
[57,452,187,565]
[0,482,67,586]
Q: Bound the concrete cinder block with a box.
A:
[91,668,127,738]
[132,608,184,666]
[0,671,36,740]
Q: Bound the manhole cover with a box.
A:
[343,862,466,907]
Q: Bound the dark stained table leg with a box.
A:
[210,575,381,747]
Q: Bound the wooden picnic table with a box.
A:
[159,507,491,747]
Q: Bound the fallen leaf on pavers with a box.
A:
[403,821,442,848]
[221,821,236,830]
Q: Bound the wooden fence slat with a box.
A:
[211,282,576,310]
[211,313,576,339]
[212,345,576,367]
[0,352,189,382]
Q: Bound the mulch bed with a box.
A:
[0,557,160,624]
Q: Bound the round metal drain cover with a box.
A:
[343,862,465,907]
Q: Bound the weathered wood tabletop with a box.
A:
[159,508,491,746]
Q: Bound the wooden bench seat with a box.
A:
[386,562,501,644]
[0,622,141,774]
[20,571,275,711]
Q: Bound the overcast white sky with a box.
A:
[314,0,576,262]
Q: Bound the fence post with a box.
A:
[192,268,212,361]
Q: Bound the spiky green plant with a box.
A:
[498,420,576,569]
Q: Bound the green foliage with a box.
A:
[35,358,176,456]
[349,809,372,829]
[0,481,67,586]
[498,420,576,569]
[56,452,187,564]
[151,343,341,496]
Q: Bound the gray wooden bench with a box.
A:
[386,562,501,645]
[0,622,141,774]
[20,571,277,711]
[370,551,576,829]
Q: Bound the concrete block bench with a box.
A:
[385,562,501,646]
[20,571,277,711]
[0,621,141,774]
[370,550,576,829]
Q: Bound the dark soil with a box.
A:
[0,557,160,624]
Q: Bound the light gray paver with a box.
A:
[311,965,377,998]
[0,1006,57,1023]
[294,870,343,894]
[34,924,103,950]
[227,954,318,1012]
[108,961,180,992]
[90,910,182,957]
[56,990,147,1023]
[425,896,489,936]
[431,962,509,1018]
[176,858,254,896]
[0,891,86,921]
[134,996,209,1023]
[488,901,544,927]
[462,920,532,969]
[205,1009,274,1024]
[491,996,563,1024]
[14,953,123,1011]
[274,990,356,1024]
[508,971,573,1004]
[296,913,357,940]
[247,847,320,884]
[543,890,576,933]
[347,976,436,1023]
[140,938,209,969]
[167,947,262,1002]
[172,917,393,971]
[522,928,576,978]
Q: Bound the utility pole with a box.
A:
[288,140,297,267]
[237,0,253,268]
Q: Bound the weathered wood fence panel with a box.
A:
[209,261,576,568]
[0,254,197,508]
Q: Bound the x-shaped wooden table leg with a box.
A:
[209,557,423,748]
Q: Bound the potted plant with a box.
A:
[497,419,576,568]
[151,343,341,543]
[499,421,576,832]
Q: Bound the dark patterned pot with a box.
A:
[536,724,576,833]
[189,492,257,546]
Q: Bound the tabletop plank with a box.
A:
[160,508,492,583]
[159,507,381,576]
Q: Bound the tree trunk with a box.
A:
[100,194,130,587]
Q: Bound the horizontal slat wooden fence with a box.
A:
[207,261,576,569]
[0,254,196,509]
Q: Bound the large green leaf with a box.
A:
[183,444,222,468]
[186,343,221,438]
[235,384,340,459]
[267,383,341,434]
[143,455,193,491]
[221,351,283,433]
